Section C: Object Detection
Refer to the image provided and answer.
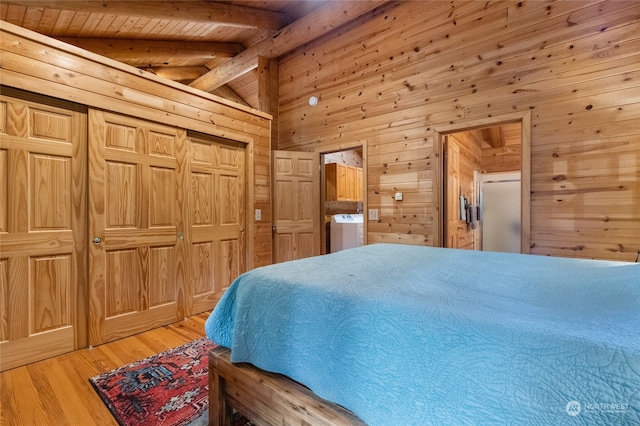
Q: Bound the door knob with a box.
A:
[92,237,102,245]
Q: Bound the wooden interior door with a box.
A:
[273,150,320,263]
[0,89,86,371]
[188,133,246,315]
[444,136,461,248]
[88,109,186,345]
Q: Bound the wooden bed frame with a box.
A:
[208,346,366,425]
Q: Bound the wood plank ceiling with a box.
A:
[0,0,514,148]
[479,122,521,149]
[0,0,384,109]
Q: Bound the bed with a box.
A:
[205,243,640,425]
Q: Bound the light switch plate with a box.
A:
[368,209,379,220]
[395,192,403,201]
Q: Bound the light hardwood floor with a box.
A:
[0,312,210,426]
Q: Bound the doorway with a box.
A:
[316,140,367,254]
[271,144,368,263]
[436,112,531,253]
[318,144,367,255]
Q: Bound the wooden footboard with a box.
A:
[208,346,366,425]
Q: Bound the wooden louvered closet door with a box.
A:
[88,109,187,346]
[0,89,87,371]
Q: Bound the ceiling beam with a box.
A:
[57,38,243,66]
[144,66,209,82]
[481,127,506,148]
[212,85,251,108]
[190,0,390,92]
[4,1,290,30]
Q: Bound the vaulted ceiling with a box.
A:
[0,0,386,109]
[0,0,517,148]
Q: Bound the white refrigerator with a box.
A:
[480,172,521,254]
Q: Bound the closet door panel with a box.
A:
[0,258,7,342]
[0,91,86,371]
[105,161,137,228]
[188,134,246,315]
[149,245,177,307]
[0,148,6,232]
[191,242,214,295]
[219,239,241,290]
[105,248,140,316]
[89,109,186,345]
[31,255,71,333]
[150,167,176,226]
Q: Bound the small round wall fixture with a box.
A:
[308,96,318,106]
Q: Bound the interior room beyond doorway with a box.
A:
[323,149,364,254]
[443,122,523,253]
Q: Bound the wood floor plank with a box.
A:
[14,367,56,425]
[57,355,118,425]
[31,358,99,425]
[0,312,211,426]
[1,367,44,425]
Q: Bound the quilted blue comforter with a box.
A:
[205,243,640,425]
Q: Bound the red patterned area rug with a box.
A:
[90,337,249,426]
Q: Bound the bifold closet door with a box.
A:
[0,90,86,371]
[88,109,187,346]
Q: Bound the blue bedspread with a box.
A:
[205,244,640,425]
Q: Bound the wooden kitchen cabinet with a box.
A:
[325,163,363,202]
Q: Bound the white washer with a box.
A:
[330,214,363,252]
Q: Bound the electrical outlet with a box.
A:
[368,209,379,221]
[255,209,262,221]
[395,192,403,201]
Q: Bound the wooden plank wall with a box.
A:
[277,0,640,261]
[0,21,273,268]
